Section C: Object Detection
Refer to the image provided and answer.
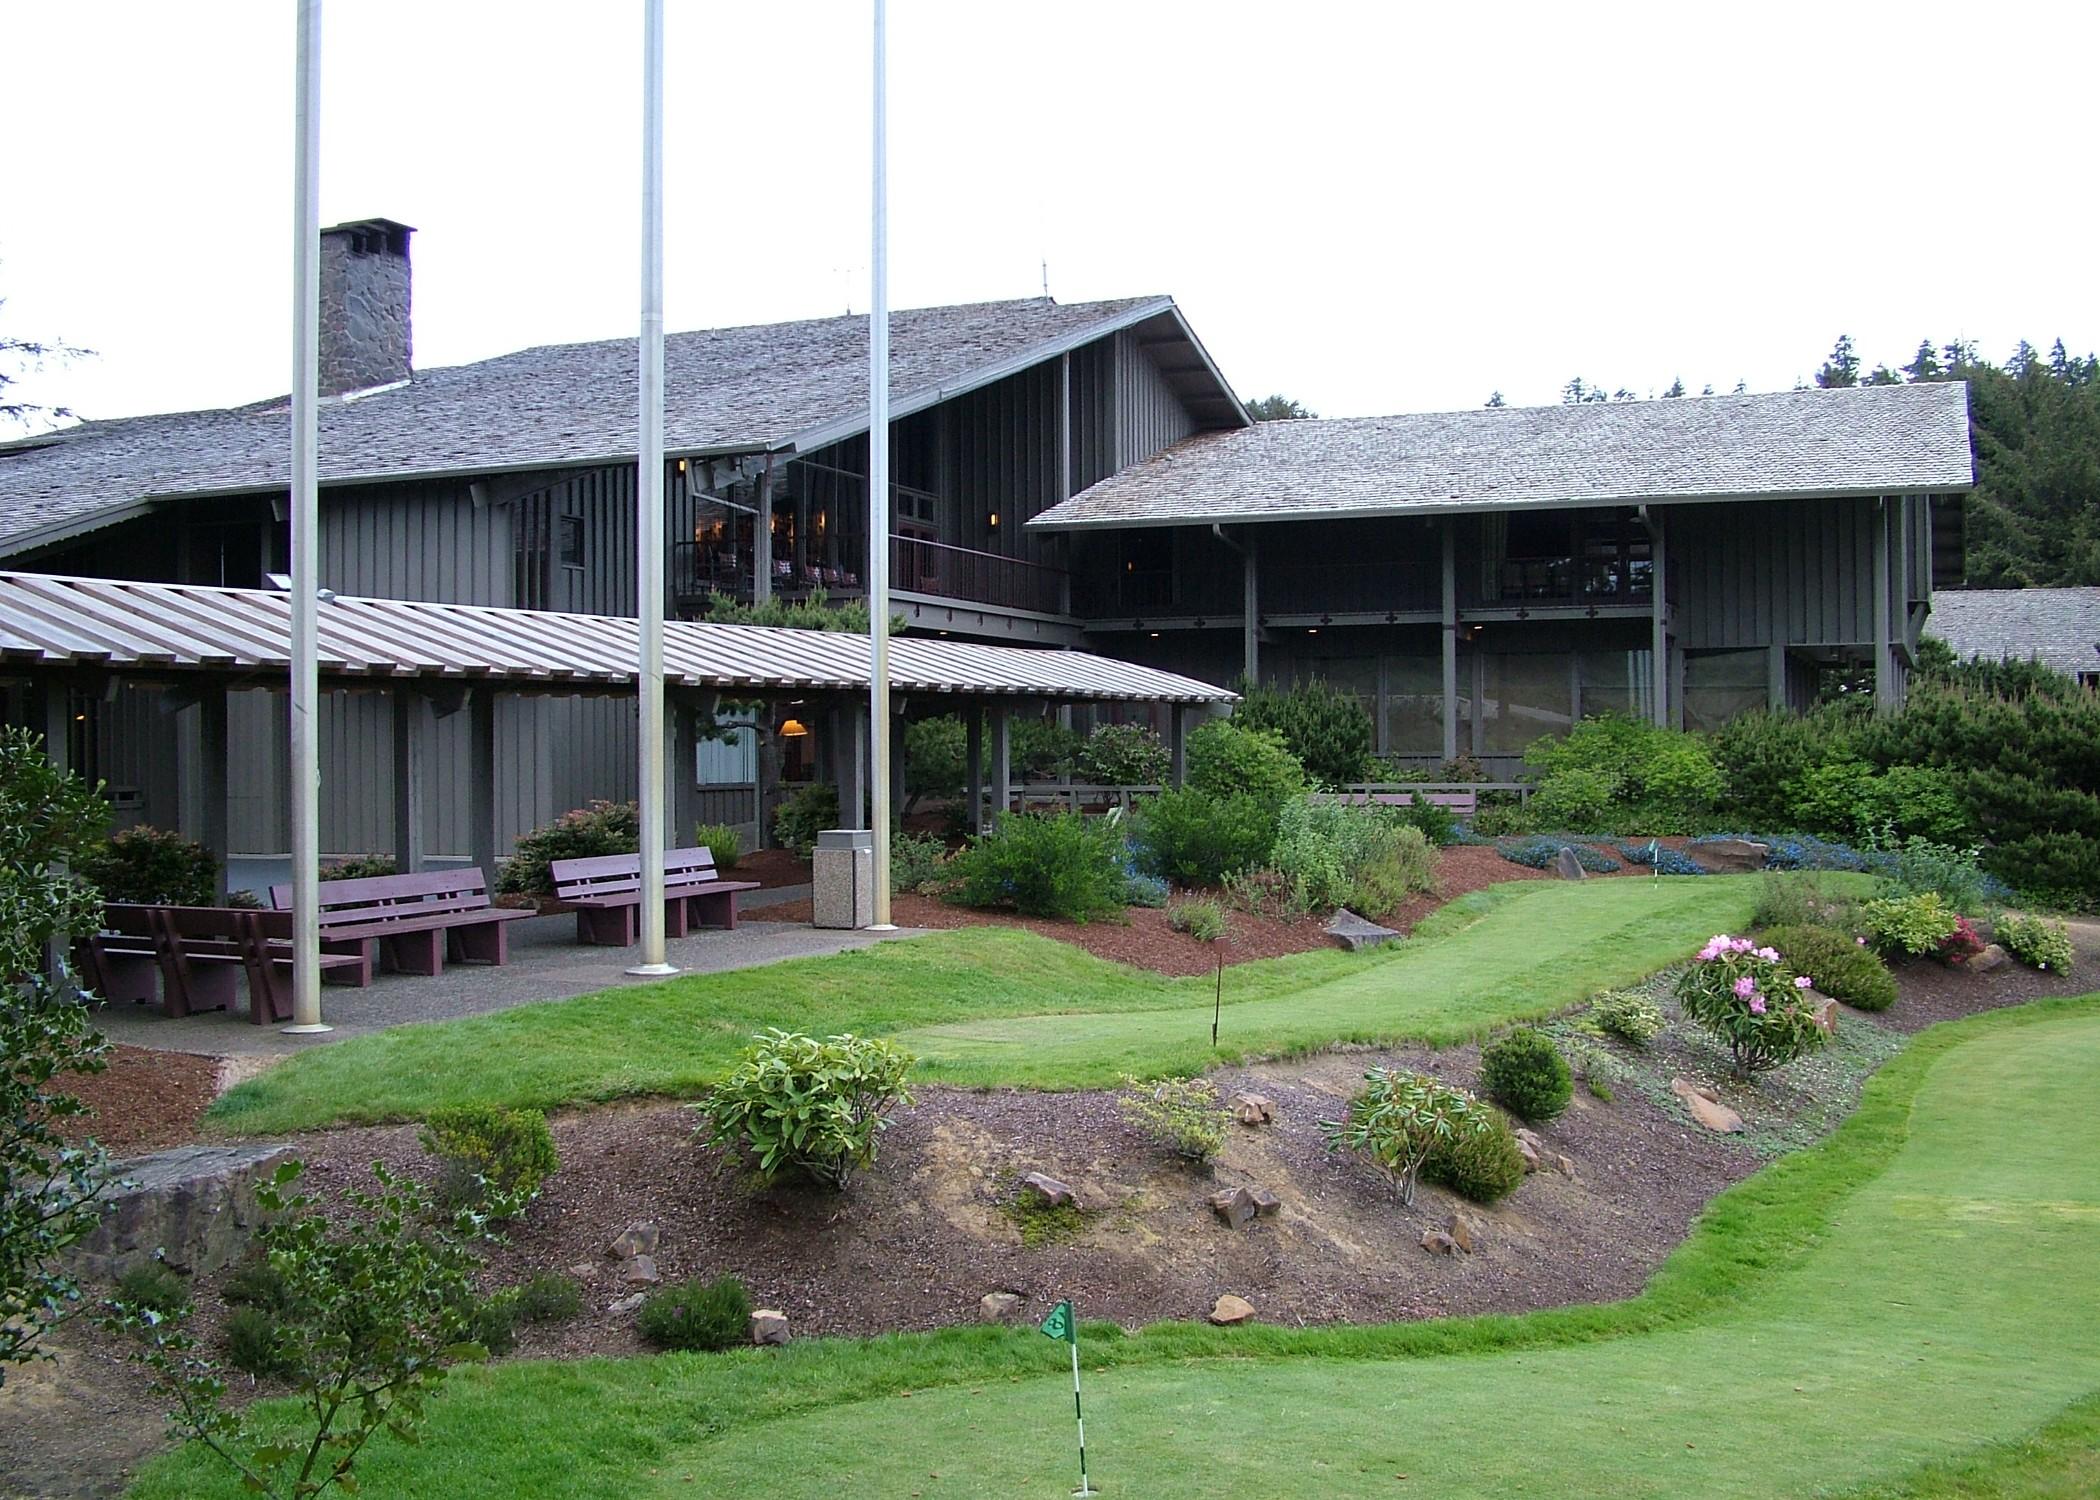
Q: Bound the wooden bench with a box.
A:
[551,846,761,947]
[77,904,361,1021]
[270,869,534,983]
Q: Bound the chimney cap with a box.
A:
[322,216,417,237]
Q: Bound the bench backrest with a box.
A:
[551,846,722,901]
[97,903,161,940]
[1327,790,1478,814]
[270,868,495,930]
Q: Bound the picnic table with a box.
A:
[550,846,759,947]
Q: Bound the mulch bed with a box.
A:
[56,1044,219,1157]
[725,847,811,890]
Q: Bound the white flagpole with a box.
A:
[283,0,330,1033]
[628,0,676,977]
[867,0,895,930]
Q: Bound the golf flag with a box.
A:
[1040,1299,1093,1494]
[1648,838,1661,879]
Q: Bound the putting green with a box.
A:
[657,1012,2100,1498]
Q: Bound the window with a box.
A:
[1683,650,1769,732]
[1479,654,1574,755]
[1382,655,1445,755]
[558,515,586,570]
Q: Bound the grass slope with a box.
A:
[210,876,1768,1134]
[136,995,2100,1498]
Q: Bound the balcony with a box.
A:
[672,535,1068,618]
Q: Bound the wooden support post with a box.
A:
[834,699,868,830]
[1241,532,1260,685]
[1873,497,1895,717]
[469,686,499,889]
[1168,704,1187,789]
[964,704,984,834]
[890,709,907,827]
[989,704,1011,826]
[753,464,775,608]
[1650,509,1671,728]
[1767,645,1788,712]
[197,686,230,902]
[391,687,428,875]
[1440,518,1459,763]
[32,675,73,977]
[671,694,698,848]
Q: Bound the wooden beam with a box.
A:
[964,703,984,834]
[989,705,1011,826]
[1169,704,1187,789]
[392,687,428,874]
[469,685,499,888]
[1440,518,1459,762]
[1651,509,1670,728]
[1873,497,1895,716]
[1242,532,1260,685]
[196,686,230,901]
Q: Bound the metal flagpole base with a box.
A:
[624,963,680,977]
[280,1023,334,1035]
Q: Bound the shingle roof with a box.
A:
[1028,382,1975,531]
[1927,587,2100,680]
[0,295,1173,554]
[0,569,1236,704]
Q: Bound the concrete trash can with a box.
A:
[812,828,874,929]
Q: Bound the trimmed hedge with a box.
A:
[1758,924,1898,1012]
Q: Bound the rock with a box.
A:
[64,1142,295,1282]
[1209,1186,1258,1229]
[1553,847,1589,881]
[1208,1293,1256,1325]
[1807,991,1840,1034]
[979,1292,1025,1323]
[608,1292,647,1316]
[1019,1172,1077,1209]
[607,1221,660,1260]
[1326,908,1402,952]
[568,1261,601,1283]
[750,1309,791,1346]
[1231,1092,1276,1126]
[1549,1152,1577,1178]
[1672,1077,1746,1134]
[1420,1228,1459,1256]
[1687,838,1770,874]
[1250,1187,1282,1218]
[1447,1212,1483,1253]
[1515,1139,1541,1174]
[1972,943,2010,974]
[622,1254,661,1286]
[1514,1127,1544,1148]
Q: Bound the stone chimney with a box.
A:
[318,218,414,396]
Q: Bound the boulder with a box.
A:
[568,1261,601,1283]
[1807,991,1840,1035]
[1019,1172,1077,1209]
[750,1309,791,1346]
[1327,908,1402,952]
[608,1292,647,1316]
[1514,1139,1541,1174]
[1447,1212,1483,1254]
[607,1221,660,1260]
[1688,839,1770,874]
[1972,943,2011,974]
[1231,1092,1276,1126]
[1250,1187,1283,1218]
[1672,1077,1746,1134]
[1553,847,1589,881]
[1208,1293,1256,1325]
[1420,1228,1459,1256]
[64,1142,295,1282]
[979,1292,1025,1323]
[622,1254,661,1286]
[1209,1186,1258,1229]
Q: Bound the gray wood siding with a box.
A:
[1113,330,1198,470]
[1671,497,1883,649]
[320,479,513,606]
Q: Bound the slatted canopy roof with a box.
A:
[0,571,1234,704]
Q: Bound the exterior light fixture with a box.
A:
[988,512,1000,528]
[1148,631,1160,638]
[1307,627,1319,635]
[780,718,810,738]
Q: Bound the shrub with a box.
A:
[1231,678,1375,787]
[1524,715,1723,833]
[420,1105,560,1211]
[889,829,950,894]
[1392,793,1460,848]
[1420,1110,1528,1205]
[221,1252,290,1313]
[637,1274,751,1352]
[510,1273,583,1324]
[1116,1075,1227,1162]
[498,799,640,895]
[1269,799,1436,917]
[1166,897,1228,943]
[1985,832,2100,913]
[1872,835,2012,915]
[1497,837,1621,873]
[1751,872,1851,930]
[692,822,743,869]
[1186,721,1306,806]
[770,783,839,858]
[1076,722,1170,786]
[320,853,397,882]
[1133,788,1276,889]
[1675,934,1831,1075]
[77,824,218,906]
[1590,989,1666,1045]
[1861,892,1963,958]
[950,811,1127,920]
[113,1262,190,1318]
[1471,801,1539,837]
[1122,870,1170,908]
[1528,767,1622,832]
[1996,912,2075,972]
[1757,924,1898,1012]
[1011,717,1083,781]
[1321,1068,1497,1206]
[697,1029,915,1189]
[903,716,966,808]
[1709,705,1857,830]
[464,1288,519,1356]
[1937,915,1988,966]
[1788,760,1974,846]
[1614,840,1708,877]
[223,1304,297,1380]
[1478,1028,1573,1124]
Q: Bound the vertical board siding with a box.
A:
[1672,496,1880,649]
[1113,331,1197,470]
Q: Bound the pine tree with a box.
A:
[1903,339,1942,383]
[1485,391,1506,408]
[1662,377,1686,398]
[1815,335,1861,388]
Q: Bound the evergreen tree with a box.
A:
[1244,394,1315,421]
[1485,390,1506,408]
[1903,339,1943,382]
[1662,377,1686,398]
[1815,335,1861,388]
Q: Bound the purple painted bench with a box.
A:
[1331,790,1479,820]
[79,904,361,1022]
[550,846,760,947]
[270,869,533,984]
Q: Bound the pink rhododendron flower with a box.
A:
[1749,996,1767,1014]
[1730,937,1754,953]
[1755,946,1780,963]
[1733,975,1757,999]
[1855,936,1867,946]
[1697,942,1724,961]
[1794,975,1813,989]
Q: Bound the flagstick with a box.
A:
[1211,948,1223,1047]
[1068,1322,1093,1497]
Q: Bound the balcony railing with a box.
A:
[671,536,1068,617]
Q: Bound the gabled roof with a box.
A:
[1028,382,1975,531]
[1928,587,2100,680]
[0,570,1235,704]
[0,294,1239,557]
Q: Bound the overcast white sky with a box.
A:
[4,1,2095,428]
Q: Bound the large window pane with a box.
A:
[1577,649,1655,721]
[1481,654,1574,755]
[1383,655,1444,755]
[1683,649,1769,732]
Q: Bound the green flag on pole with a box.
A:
[1038,1299,1075,1345]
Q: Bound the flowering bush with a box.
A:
[1936,914,1987,966]
[1322,1069,1495,1206]
[1996,913,2074,972]
[1674,934,1830,1076]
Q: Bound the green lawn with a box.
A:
[135,994,2100,1498]
[210,874,1776,1134]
